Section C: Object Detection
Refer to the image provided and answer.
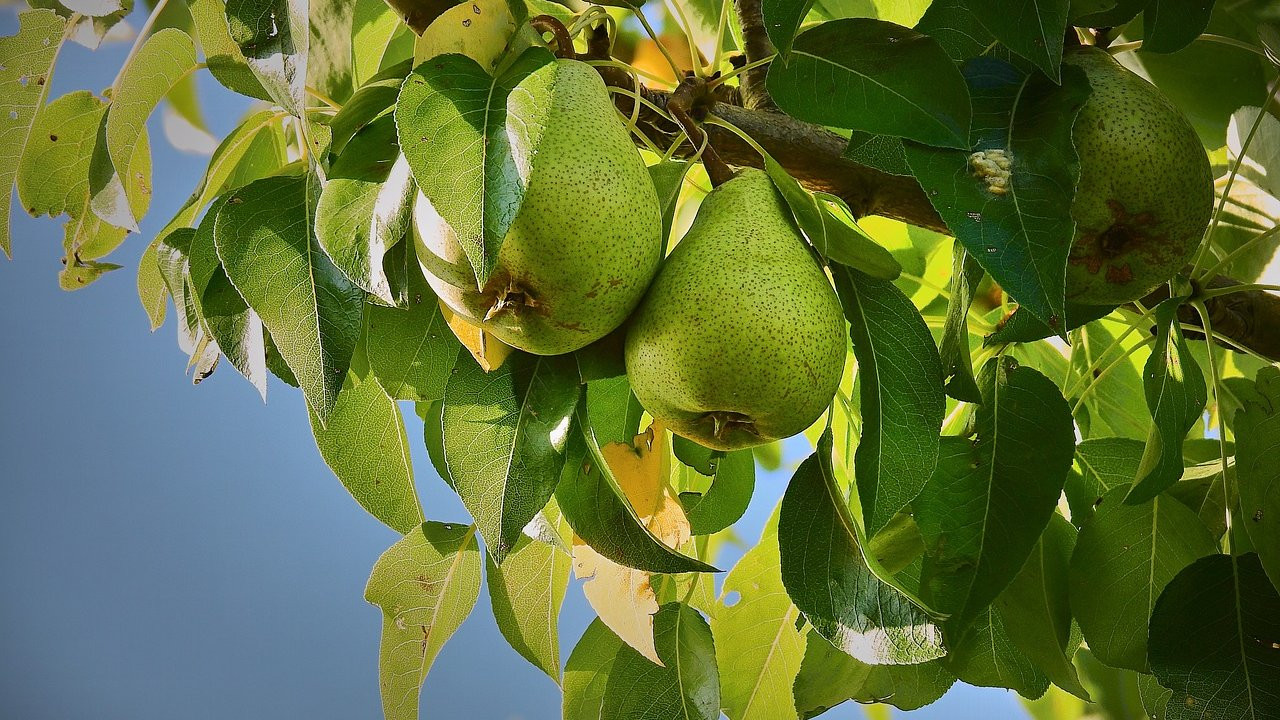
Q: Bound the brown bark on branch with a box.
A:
[583,25,1280,363]
[731,0,777,110]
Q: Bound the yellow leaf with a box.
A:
[572,421,694,665]
[414,0,517,70]
[440,300,512,372]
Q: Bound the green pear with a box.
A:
[1064,46,1213,305]
[624,169,847,451]
[412,59,662,356]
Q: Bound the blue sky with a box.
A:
[0,7,1029,719]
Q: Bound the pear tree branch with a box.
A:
[731,0,777,110]
[582,21,1280,363]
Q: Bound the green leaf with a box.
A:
[0,8,66,258]
[366,270,460,403]
[711,534,807,720]
[440,349,580,564]
[767,18,972,149]
[486,504,571,682]
[762,157,900,279]
[1148,553,1280,719]
[983,301,1115,345]
[1069,487,1217,672]
[395,47,555,284]
[682,449,755,536]
[1126,298,1207,504]
[316,153,415,305]
[187,0,268,99]
[29,0,131,50]
[555,411,718,574]
[1235,366,1280,591]
[563,619,623,719]
[308,0,355,104]
[1070,320,1149,441]
[583,375,645,447]
[330,59,410,156]
[155,227,200,354]
[779,430,946,664]
[945,605,1049,699]
[915,358,1076,634]
[832,265,945,534]
[962,0,1070,79]
[842,132,911,177]
[137,240,169,330]
[649,159,690,255]
[224,0,309,115]
[938,243,985,403]
[213,174,364,420]
[1138,672,1172,720]
[309,372,424,534]
[601,603,720,720]
[18,91,105,220]
[995,514,1091,700]
[904,58,1090,334]
[914,0,995,62]
[352,0,403,87]
[1064,436,1144,526]
[1142,0,1215,54]
[793,629,956,715]
[762,0,817,57]
[188,196,268,398]
[364,522,482,720]
[88,28,196,232]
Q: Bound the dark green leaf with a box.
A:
[962,0,1069,79]
[938,242,984,402]
[214,174,364,419]
[395,47,555,284]
[793,630,956,715]
[188,0,268,99]
[584,375,645,448]
[767,18,971,148]
[309,372,423,534]
[441,348,580,564]
[1064,437,1144,525]
[1236,366,1280,590]
[1126,298,1207,503]
[1070,487,1217,672]
[915,358,1076,634]
[364,522,481,720]
[1071,0,1149,26]
[486,505,571,681]
[682,449,755,536]
[556,410,718,574]
[1142,0,1216,54]
[188,196,268,398]
[1148,553,1280,719]
[832,265,944,534]
[995,514,1090,700]
[225,0,309,115]
[779,431,945,664]
[0,8,65,257]
[330,59,410,156]
[984,301,1115,345]
[673,435,715,475]
[946,605,1049,699]
[563,619,624,719]
[914,0,994,61]
[842,132,911,176]
[904,59,1090,334]
[762,0,817,56]
[602,603,720,720]
[366,269,460,403]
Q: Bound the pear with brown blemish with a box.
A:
[1065,46,1213,305]
[412,59,662,356]
[624,169,847,451]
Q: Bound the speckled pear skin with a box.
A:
[1064,46,1212,305]
[624,169,847,451]
[412,59,662,355]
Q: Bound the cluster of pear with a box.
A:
[411,57,846,451]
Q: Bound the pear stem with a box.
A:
[668,76,735,187]
[530,16,576,60]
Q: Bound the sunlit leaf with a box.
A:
[601,603,720,719]
[793,629,955,714]
[0,8,66,258]
[364,522,482,720]
[225,0,309,115]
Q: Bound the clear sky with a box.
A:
[0,8,1029,719]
